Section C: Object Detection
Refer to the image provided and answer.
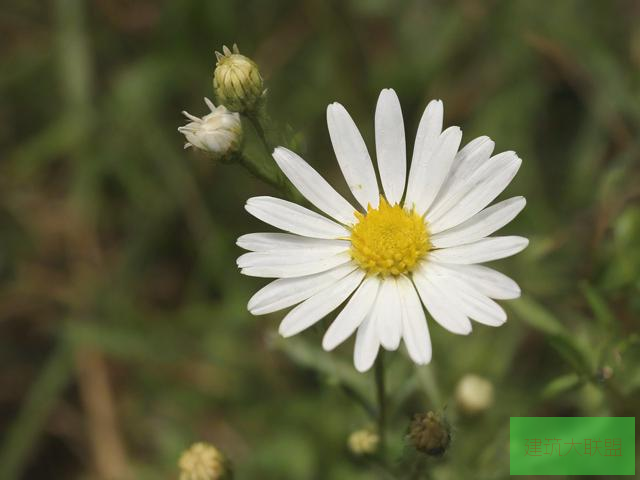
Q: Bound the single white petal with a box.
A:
[353,313,380,372]
[427,263,506,326]
[239,251,351,278]
[272,147,357,225]
[447,136,495,184]
[413,266,472,334]
[245,196,350,239]
[430,197,526,248]
[429,236,529,264]
[428,152,522,232]
[326,103,380,209]
[237,232,350,253]
[375,89,406,205]
[278,269,365,337]
[323,276,380,350]
[248,263,358,315]
[405,100,443,210]
[406,127,462,215]
[428,137,494,212]
[374,278,402,350]
[426,150,516,226]
[397,276,432,365]
[238,249,342,267]
[430,262,521,299]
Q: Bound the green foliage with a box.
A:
[1,0,639,479]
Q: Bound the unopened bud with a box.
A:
[348,428,380,456]
[408,411,451,456]
[179,442,230,480]
[455,374,494,414]
[178,98,242,159]
[213,44,264,113]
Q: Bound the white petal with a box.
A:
[428,152,522,232]
[326,103,380,209]
[447,136,495,184]
[353,313,380,372]
[430,262,521,299]
[237,233,350,253]
[406,127,462,215]
[245,196,350,239]
[397,276,432,365]
[239,251,351,278]
[405,100,443,210]
[427,264,506,326]
[428,137,494,213]
[430,197,526,248]
[272,147,357,225]
[429,236,529,264]
[413,266,472,334]
[426,150,520,230]
[247,263,358,315]
[375,89,406,205]
[374,278,402,350]
[322,276,380,350]
[278,269,366,337]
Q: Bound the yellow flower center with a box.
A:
[350,197,430,277]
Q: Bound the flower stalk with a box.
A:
[374,353,387,455]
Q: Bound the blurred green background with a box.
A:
[1,0,639,479]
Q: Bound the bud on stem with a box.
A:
[213,44,264,114]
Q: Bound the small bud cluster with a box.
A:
[179,44,265,159]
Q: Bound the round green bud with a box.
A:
[213,44,264,114]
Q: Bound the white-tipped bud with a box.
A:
[179,442,230,480]
[455,374,494,415]
[178,98,242,159]
[348,429,380,456]
[213,44,264,113]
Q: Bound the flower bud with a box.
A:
[455,374,494,415]
[179,442,230,480]
[348,428,380,456]
[178,98,242,159]
[408,411,451,456]
[213,44,264,113]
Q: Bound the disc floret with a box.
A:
[350,197,430,277]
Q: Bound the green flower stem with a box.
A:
[231,152,294,199]
[247,111,273,152]
[340,383,377,419]
[375,353,387,455]
[244,111,301,202]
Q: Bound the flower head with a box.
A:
[178,98,242,159]
[455,373,494,414]
[237,88,528,372]
[348,428,380,455]
[213,44,264,113]
[179,442,229,480]
[408,411,451,456]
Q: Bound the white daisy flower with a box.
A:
[237,88,528,372]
